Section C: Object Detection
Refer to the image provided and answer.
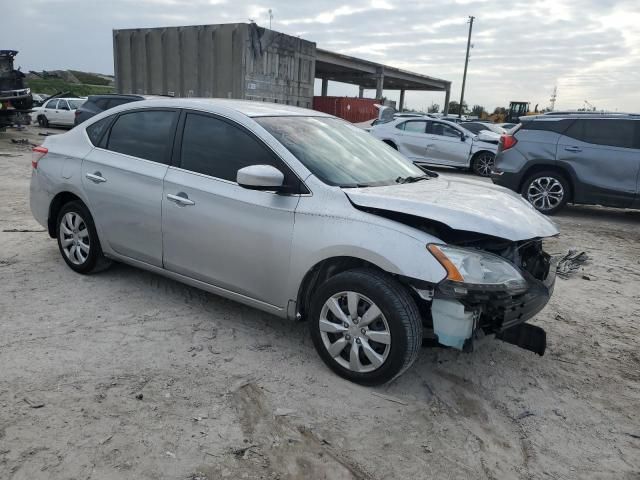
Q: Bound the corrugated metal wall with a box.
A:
[113,23,315,107]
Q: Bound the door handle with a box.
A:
[564,146,582,153]
[86,172,106,183]
[167,193,195,206]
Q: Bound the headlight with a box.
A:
[428,244,527,294]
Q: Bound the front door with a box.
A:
[162,111,301,307]
[82,109,179,266]
[424,121,471,167]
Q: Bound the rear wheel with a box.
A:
[309,269,422,385]
[56,201,111,274]
[521,171,569,215]
[471,151,495,177]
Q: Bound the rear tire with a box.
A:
[309,269,422,386]
[521,171,569,215]
[56,201,111,274]
[471,151,495,177]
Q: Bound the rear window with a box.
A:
[564,119,636,149]
[106,110,177,163]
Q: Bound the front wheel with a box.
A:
[471,151,495,177]
[309,269,422,385]
[521,171,569,215]
[38,115,49,128]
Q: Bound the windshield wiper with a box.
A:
[395,175,431,184]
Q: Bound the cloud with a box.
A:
[6,0,639,112]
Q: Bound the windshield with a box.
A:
[256,116,425,187]
[68,99,84,109]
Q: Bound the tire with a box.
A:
[309,268,422,386]
[38,115,49,128]
[56,201,112,274]
[521,170,569,215]
[471,151,495,177]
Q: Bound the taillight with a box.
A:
[499,134,518,151]
[31,146,48,169]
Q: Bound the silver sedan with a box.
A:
[30,99,558,385]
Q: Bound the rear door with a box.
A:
[81,109,179,266]
[425,121,472,167]
[557,119,639,207]
[161,111,301,307]
[395,120,429,160]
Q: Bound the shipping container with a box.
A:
[312,96,378,123]
[113,23,316,108]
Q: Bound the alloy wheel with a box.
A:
[473,153,495,176]
[526,177,565,211]
[319,291,391,373]
[59,212,90,265]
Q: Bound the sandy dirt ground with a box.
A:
[1,125,639,480]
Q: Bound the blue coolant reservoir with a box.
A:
[431,298,476,350]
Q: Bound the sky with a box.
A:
[6,0,640,112]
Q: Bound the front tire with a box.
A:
[309,269,422,386]
[471,151,495,177]
[56,201,111,274]
[38,115,49,128]
[521,171,569,215]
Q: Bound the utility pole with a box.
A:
[268,9,273,29]
[458,16,474,118]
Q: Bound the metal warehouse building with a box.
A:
[113,23,451,113]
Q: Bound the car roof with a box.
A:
[525,113,640,121]
[114,98,333,118]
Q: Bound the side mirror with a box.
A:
[237,165,285,191]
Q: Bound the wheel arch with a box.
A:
[47,191,85,238]
[382,139,398,149]
[519,163,575,202]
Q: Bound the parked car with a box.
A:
[492,113,640,214]
[462,121,507,136]
[370,117,500,176]
[30,99,558,385]
[498,122,517,131]
[33,97,86,127]
[74,94,145,125]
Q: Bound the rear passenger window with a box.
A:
[522,119,573,133]
[402,121,427,133]
[86,115,114,147]
[565,119,635,149]
[179,113,298,187]
[106,110,177,163]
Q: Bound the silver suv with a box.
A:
[493,114,640,214]
[30,99,558,385]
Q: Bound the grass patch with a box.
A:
[26,78,114,97]
[68,70,113,86]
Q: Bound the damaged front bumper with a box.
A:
[430,257,556,356]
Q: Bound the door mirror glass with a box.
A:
[237,165,285,191]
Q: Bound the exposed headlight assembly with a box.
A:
[428,244,528,295]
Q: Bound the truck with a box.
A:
[0,50,33,130]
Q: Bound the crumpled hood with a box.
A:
[344,176,559,241]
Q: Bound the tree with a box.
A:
[471,104,486,117]
[493,106,507,116]
[446,101,468,115]
[428,102,440,113]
